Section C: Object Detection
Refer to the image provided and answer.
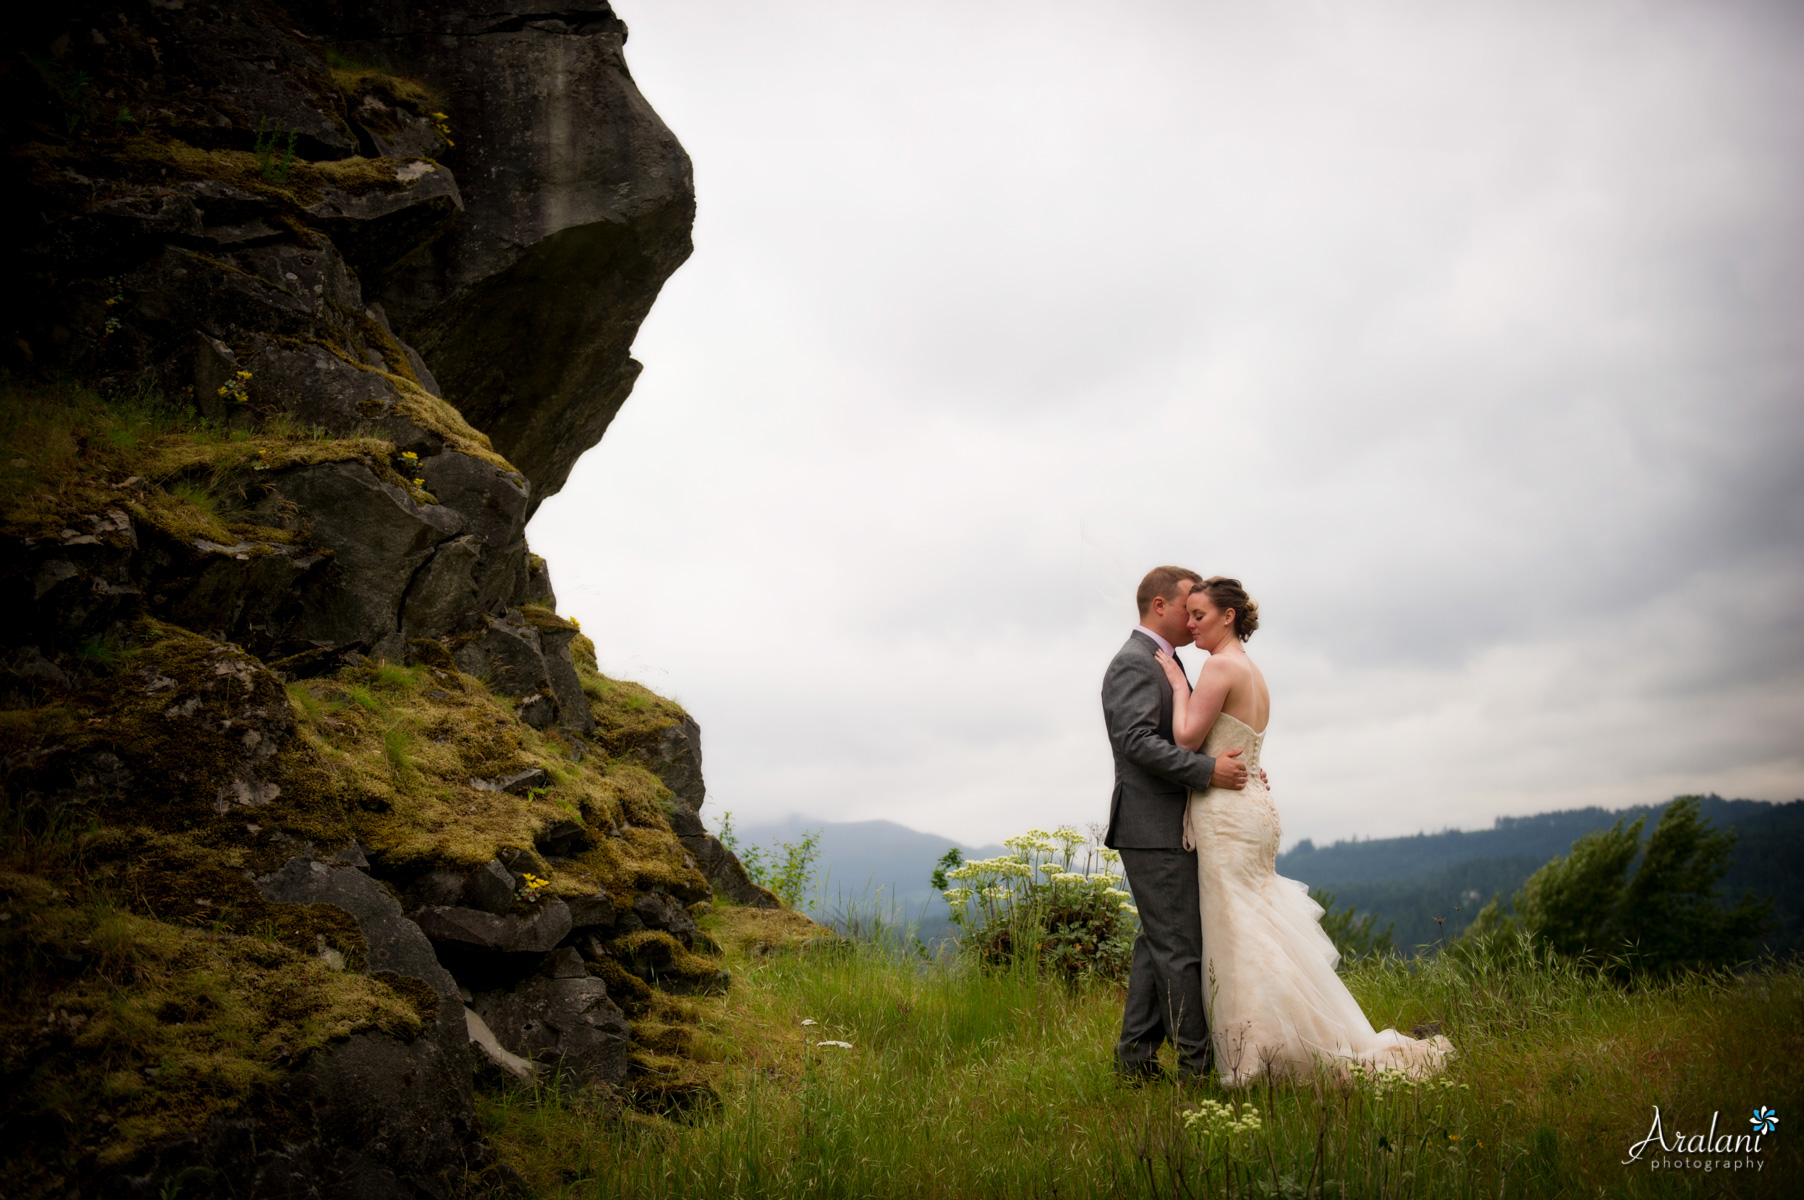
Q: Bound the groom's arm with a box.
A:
[1104,654,1219,792]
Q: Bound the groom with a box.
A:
[1103,565,1249,1083]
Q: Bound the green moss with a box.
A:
[0,373,395,549]
[0,879,429,1182]
[579,667,691,762]
[328,65,441,117]
[20,132,447,213]
[1,590,727,1175]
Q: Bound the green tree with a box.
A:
[1458,797,1770,976]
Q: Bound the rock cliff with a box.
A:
[0,4,772,1196]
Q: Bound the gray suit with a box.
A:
[1101,630,1218,1079]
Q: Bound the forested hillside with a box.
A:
[1279,796,1804,954]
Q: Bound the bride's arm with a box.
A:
[1158,651,1231,751]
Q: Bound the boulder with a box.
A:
[566,891,617,933]
[234,460,462,659]
[471,975,631,1087]
[453,610,594,731]
[633,891,699,946]
[411,898,573,987]
[454,611,551,698]
[411,857,517,916]
[644,714,706,809]
[464,1006,538,1084]
[412,899,573,956]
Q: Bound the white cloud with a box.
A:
[529,0,1804,846]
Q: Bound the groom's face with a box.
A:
[1148,582,1197,647]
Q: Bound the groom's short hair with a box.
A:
[1136,566,1203,616]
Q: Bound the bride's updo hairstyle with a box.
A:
[1197,576,1260,641]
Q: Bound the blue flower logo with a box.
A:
[1751,1106,1778,1135]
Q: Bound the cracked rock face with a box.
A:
[471,973,631,1086]
[312,0,698,509]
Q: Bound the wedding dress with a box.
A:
[1186,712,1453,1087]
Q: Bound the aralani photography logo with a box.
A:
[1624,1104,1779,1174]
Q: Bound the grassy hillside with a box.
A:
[481,909,1804,1198]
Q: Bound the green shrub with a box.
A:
[939,826,1136,984]
[715,813,821,909]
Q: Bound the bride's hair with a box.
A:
[1196,576,1260,641]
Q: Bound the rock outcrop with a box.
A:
[294,0,697,509]
[0,4,761,1197]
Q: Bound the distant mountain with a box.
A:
[719,815,1002,943]
[728,795,1804,957]
[1278,796,1804,954]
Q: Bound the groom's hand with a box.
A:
[1211,748,1249,790]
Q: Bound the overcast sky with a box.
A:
[530,0,1804,848]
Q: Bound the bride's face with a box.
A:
[1186,593,1235,651]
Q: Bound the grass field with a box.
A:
[480,909,1802,1199]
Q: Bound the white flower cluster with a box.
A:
[940,826,1143,928]
[1184,1099,1263,1139]
[945,856,1033,882]
[1004,829,1057,855]
[1346,1062,1469,1097]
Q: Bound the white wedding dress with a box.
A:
[1186,712,1453,1087]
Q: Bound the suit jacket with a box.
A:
[1102,630,1219,849]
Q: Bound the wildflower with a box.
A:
[1184,1099,1262,1140]
[981,885,1010,901]
[800,1018,818,1027]
[400,450,419,461]
[1004,830,1056,854]
[412,477,426,487]
[815,1040,852,1049]
[570,617,580,629]
[1050,872,1088,885]
[236,370,253,380]
[942,888,971,904]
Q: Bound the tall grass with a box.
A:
[479,916,1802,1198]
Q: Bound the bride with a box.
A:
[1153,576,1453,1087]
